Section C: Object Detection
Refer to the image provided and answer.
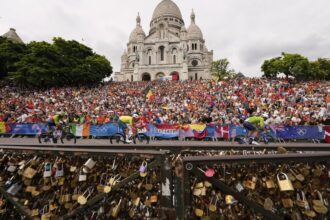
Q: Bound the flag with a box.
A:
[325,126,330,143]
[146,90,154,102]
[71,124,90,137]
[143,82,154,102]
[190,124,206,132]
[193,128,208,139]
[215,125,229,139]
[0,122,7,133]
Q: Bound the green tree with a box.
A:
[261,52,311,79]
[310,58,330,80]
[210,59,235,81]
[0,37,26,79]
[7,37,112,88]
[280,52,310,79]
[261,57,282,78]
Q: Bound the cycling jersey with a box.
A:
[119,116,133,125]
[245,116,264,129]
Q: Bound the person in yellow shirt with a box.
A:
[118,114,139,143]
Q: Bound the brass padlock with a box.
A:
[277,172,293,191]
[312,190,328,214]
[111,198,122,218]
[77,187,94,205]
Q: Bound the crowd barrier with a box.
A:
[0,122,329,142]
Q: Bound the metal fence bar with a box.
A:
[1,142,330,152]
[0,187,32,220]
[183,152,330,165]
[0,145,167,155]
[191,169,284,220]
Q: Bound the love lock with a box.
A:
[185,163,193,171]
[198,167,215,177]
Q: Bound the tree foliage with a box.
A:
[0,37,112,87]
[0,37,26,79]
[261,52,330,80]
[210,58,235,81]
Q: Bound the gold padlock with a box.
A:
[111,198,122,218]
[277,172,294,191]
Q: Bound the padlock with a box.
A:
[277,172,293,191]
[263,198,273,211]
[78,169,87,182]
[312,190,328,214]
[84,158,96,171]
[225,195,236,205]
[150,195,158,204]
[6,182,22,196]
[197,167,215,177]
[43,162,52,178]
[208,195,218,212]
[23,167,37,179]
[7,165,16,173]
[139,161,148,177]
[296,190,310,209]
[55,163,64,177]
[77,187,94,205]
[281,198,293,208]
[111,198,122,218]
[265,178,276,189]
[235,182,244,192]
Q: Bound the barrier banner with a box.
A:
[274,125,324,140]
[324,126,330,143]
[90,123,118,137]
[214,125,230,139]
[9,124,46,135]
[0,122,8,133]
[0,122,327,142]
[147,124,179,138]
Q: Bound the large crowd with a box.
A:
[0,79,330,126]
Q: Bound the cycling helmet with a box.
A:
[132,113,139,118]
[262,113,269,119]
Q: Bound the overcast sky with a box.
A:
[1,0,330,76]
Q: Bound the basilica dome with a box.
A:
[187,10,203,40]
[152,0,183,21]
[129,13,146,42]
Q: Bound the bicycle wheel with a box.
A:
[235,135,247,144]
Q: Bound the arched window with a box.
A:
[173,55,176,64]
[149,56,152,65]
[195,73,198,80]
[131,75,133,82]
[160,46,165,61]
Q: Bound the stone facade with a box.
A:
[114,0,213,82]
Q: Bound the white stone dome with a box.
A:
[129,26,145,42]
[152,0,183,21]
[129,13,146,42]
[2,28,24,44]
[187,24,203,40]
[187,10,203,40]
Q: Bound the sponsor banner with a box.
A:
[148,124,179,138]
[7,123,46,135]
[274,125,324,140]
[89,123,119,137]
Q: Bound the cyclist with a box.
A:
[243,113,268,145]
[118,113,140,143]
